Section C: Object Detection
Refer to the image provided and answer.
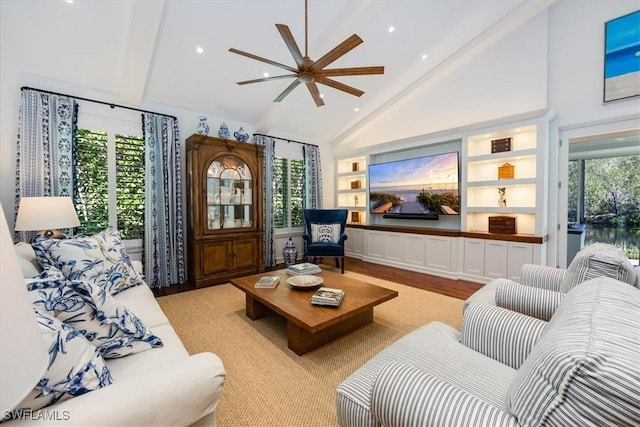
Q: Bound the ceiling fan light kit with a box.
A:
[229,0,384,107]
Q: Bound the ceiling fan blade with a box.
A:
[229,48,298,73]
[317,66,384,77]
[275,24,304,68]
[236,74,298,85]
[305,82,325,107]
[274,78,302,102]
[310,34,363,72]
[315,76,364,97]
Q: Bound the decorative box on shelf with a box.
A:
[488,216,517,234]
[498,163,515,180]
[351,212,360,224]
[352,162,359,172]
[350,180,361,189]
[491,137,512,153]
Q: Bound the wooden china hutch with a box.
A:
[186,134,264,288]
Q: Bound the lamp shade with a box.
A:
[15,196,80,232]
[0,205,47,413]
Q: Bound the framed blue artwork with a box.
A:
[604,10,640,103]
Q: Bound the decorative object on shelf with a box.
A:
[491,137,512,153]
[282,237,298,267]
[488,216,517,234]
[498,187,507,207]
[218,122,230,139]
[233,127,249,142]
[351,211,360,224]
[352,162,359,172]
[197,116,210,135]
[353,195,359,206]
[350,180,361,189]
[498,163,515,180]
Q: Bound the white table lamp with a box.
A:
[0,205,48,414]
[15,196,80,238]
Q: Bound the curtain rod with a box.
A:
[253,132,318,147]
[20,86,177,120]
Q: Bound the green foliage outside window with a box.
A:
[75,129,109,235]
[75,129,145,239]
[273,157,304,229]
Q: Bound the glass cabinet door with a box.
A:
[206,155,253,231]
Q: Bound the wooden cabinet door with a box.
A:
[233,238,258,270]
[202,241,233,275]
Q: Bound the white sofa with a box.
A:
[6,243,226,426]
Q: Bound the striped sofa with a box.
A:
[336,277,640,426]
[464,243,639,320]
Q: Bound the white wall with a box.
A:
[333,6,550,150]
[546,0,640,266]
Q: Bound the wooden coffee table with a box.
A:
[230,269,398,355]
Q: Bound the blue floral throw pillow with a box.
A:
[28,269,163,358]
[8,309,112,419]
[31,228,144,295]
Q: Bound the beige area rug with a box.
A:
[157,271,464,427]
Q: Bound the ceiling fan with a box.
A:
[229,0,384,107]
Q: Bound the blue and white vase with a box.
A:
[218,122,230,139]
[234,127,249,142]
[283,237,298,267]
[197,116,210,135]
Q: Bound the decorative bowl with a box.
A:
[287,275,323,289]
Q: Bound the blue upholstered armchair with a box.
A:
[302,209,348,273]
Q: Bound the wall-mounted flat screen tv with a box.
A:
[368,151,460,218]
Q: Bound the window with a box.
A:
[273,157,304,229]
[73,103,145,241]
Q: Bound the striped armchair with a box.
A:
[465,243,639,321]
[336,278,640,426]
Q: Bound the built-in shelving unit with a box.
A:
[336,155,368,225]
[337,109,554,283]
[463,120,548,236]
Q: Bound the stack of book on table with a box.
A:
[254,276,280,288]
[286,262,321,276]
[310,287,345,307]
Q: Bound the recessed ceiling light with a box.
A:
[263,72,269,77]
[64,0,73,3]
[196,46,204,54]
[354,107,360,112]
[388,26,395,33]
[320,93,324,98]
[421,53,428,60]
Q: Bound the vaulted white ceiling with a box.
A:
[1,0,555,145]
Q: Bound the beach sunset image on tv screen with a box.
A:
[368,151,460,216]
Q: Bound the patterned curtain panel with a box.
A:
[255,134,277,268]
[14,89,78,242]
[303,144,323,209]
[142,113,186,288]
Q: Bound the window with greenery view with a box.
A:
[568,154,640,261]
[75,128,145,239]
[273,157,304,229]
